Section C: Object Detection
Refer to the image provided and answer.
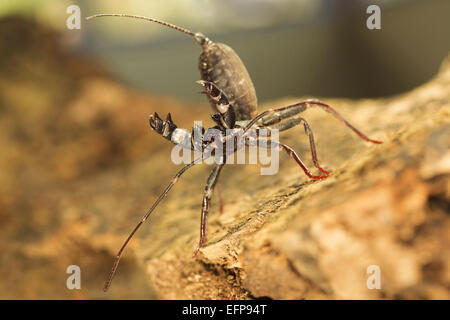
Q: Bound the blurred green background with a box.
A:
[2,0,449,102]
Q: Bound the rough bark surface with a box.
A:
[0,18,448,299]
[143,57,450,300]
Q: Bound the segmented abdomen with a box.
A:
[199,42,258,121]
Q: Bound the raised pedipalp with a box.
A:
[197,80,236,129]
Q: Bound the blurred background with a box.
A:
[0,0,449,299]
[2,0,449,101]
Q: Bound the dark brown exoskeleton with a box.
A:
[86,14,383,292]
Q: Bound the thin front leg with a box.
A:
[103,157,202,292]
[244,100,382,144]
[264,116,330,175]
[193,164,225,257]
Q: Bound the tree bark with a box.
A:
[141,56,450,299]
[1,17,448,299]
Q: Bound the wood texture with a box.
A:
[0,17,448,299]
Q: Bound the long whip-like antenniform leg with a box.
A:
[192,164,225,257]
[86,14,196,36]
[244,101,383,144]
[103,157,203,292]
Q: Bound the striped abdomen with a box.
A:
[199,42,258,121]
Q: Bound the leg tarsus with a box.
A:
[263,117,332,177]
[279,143,329,180]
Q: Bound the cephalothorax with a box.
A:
[86,14,383,291]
